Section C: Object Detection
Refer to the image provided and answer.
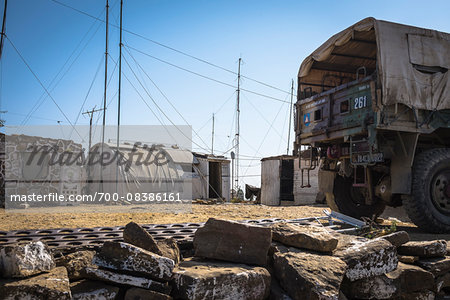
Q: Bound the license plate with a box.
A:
[352,152,384,164]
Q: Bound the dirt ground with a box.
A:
[0,203,449,242]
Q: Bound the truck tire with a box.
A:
[404,148,450,233]
[326,175,385,220]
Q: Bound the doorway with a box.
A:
[209,162,222,199]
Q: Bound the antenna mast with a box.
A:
[116,0,123,191]
[287,79,294,155]
[100,0,109,192]
[211,113,215,155]
[101,0,109,144]
[0,0,7,60]
[234,57,241,197]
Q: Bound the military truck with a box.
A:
[294,18,450,233]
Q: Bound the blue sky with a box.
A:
[1,0,450,187]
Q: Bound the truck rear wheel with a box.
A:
[404,148,450,233]
[326,175,385,220]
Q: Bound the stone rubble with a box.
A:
[193,218,272,266]
[0,241,56,278]
[271,222,338,253]
[93,241,175,280]
[172,258,271,300]
[0,266,71,299]
[70,280,119,300]
[0,219,449,300]
[398,240,447,258]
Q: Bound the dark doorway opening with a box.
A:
[209,162,222,199]
[280,159,294,201]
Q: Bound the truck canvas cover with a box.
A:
[298,17,450,110]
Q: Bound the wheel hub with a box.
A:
[431,172,450,214]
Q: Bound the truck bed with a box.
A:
[296,76,375,145]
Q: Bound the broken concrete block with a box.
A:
[124,221,162,255]
[157,238,181,265]
[342,263,434,299]
[273,251,347,300]
[398,240,447,258]
[393,290,435,300]
[124,287,173,300]
[271,223,338,253]
[55,250,95,280]
[124,222,181,265]
[378,231,410,247]
[386,262,435,292]
[172,258,271,300]
[193,218,272,266]
[93,241,175,280]
[269,278,293,300]
[341,275,398,299]
[83,267,171,294]
[416,256,450,276]
[0,266,71,299]
[436,272,450,294]
[398,255,419,264]
[71,280,119,300]
[333,235,398,281]
[0,241,55,278]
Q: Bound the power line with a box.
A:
[126,44,290,104]
[21,7,105,126]
[6,36,84,142]
[49,0,294,96]
[121,52,210,152]
[124,46,211,151]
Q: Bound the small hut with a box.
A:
[192,153,230,201]
[260,155,318,206]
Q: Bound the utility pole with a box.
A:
[235,57,241,198]
[100,0,109,193]
[211,113,215,155]
[116,0,123,193]
[83,106,103,193]
[0,0,7,60]
[287,79,294,155]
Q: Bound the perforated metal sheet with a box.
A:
[0,216,355,251]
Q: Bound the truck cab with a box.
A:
[294,18,450,233]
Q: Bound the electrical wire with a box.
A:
[49,0,295,97]
[126,45,290,104]
[5,36,84,141]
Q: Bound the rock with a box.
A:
[386,262,435,292]
[172,258,271,300]
[125,287,173,300]
[269,278,293,300]
[436,272,450,293]
[193,218,272,266]
[273,251,347,300]
[71,280,119,300]
[416,256,450,276]
[333,234,398,281]
[398,255,419,264]
[0,266,71,299]
[341,262,434,299]
[379,231,410,247]
[124,222,181,265]
[271,223,338,253]
[93,241,175,280]
[341,275,398,299]
[157,238,181,265]
[393,290,435,300]
[123,221,161,255]
[398,240,447,258]
[0,241,55,278]
[83,267,171,294]
[55,250,95,280]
